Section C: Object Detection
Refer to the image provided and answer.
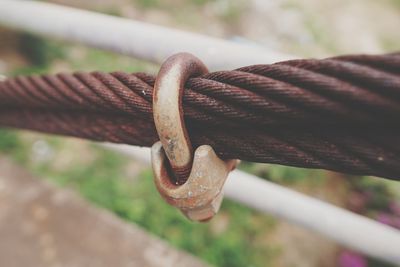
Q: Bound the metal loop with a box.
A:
[153,52,208,184]
[151,52,238,221]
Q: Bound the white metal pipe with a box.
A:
[103,144,400,265]
[0,0,293,70]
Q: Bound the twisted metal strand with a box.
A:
[0,53,399,179]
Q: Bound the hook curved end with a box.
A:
[151,141,238,221]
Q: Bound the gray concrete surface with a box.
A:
[0,157,208,267]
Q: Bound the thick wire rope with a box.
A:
[0,53,399,179]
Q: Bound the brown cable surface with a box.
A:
[0,53,399,179]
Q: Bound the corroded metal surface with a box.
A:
[153,52,208,184]
[151,53,238,221]
[1,53,400,179]
[152,142,237,221]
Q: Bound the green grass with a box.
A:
[9,34,157,76]
[380,37,400,52]
[389,0,400,9]
[0,129,20,152]
[69,48,157,73]
[0,129,29,163]
[0,130,278,267]
[217,1,247,26]
[132,0,214,10]
[133,0,161,9]
[240,161,328,187]
[18,33,65,67]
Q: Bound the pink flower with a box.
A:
[390,202,400,216]
[376,213,393,225]
[338,251,367,267]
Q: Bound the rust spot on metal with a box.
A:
[151,142,238,221]
[151,53,238,221]
[153,52,208,185]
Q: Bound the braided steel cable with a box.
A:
[0,53,399,179]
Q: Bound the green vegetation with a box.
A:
[0,129,29,163]
[10,34,65,76]
[11,34,157,76]
[132,0,214,10]
[240,162,327,186]
[380,37,400,52]
[134,0,161,9]
[69,48,157,73]
[389,0,400,9]
[0,129,20,152]
[18,33,65,67]
[302,14,338,54]
[216,1,247,26]
[0,130,278,267]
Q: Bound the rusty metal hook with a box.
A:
[151,52,238,221]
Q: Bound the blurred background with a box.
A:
[0,0,400,267]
